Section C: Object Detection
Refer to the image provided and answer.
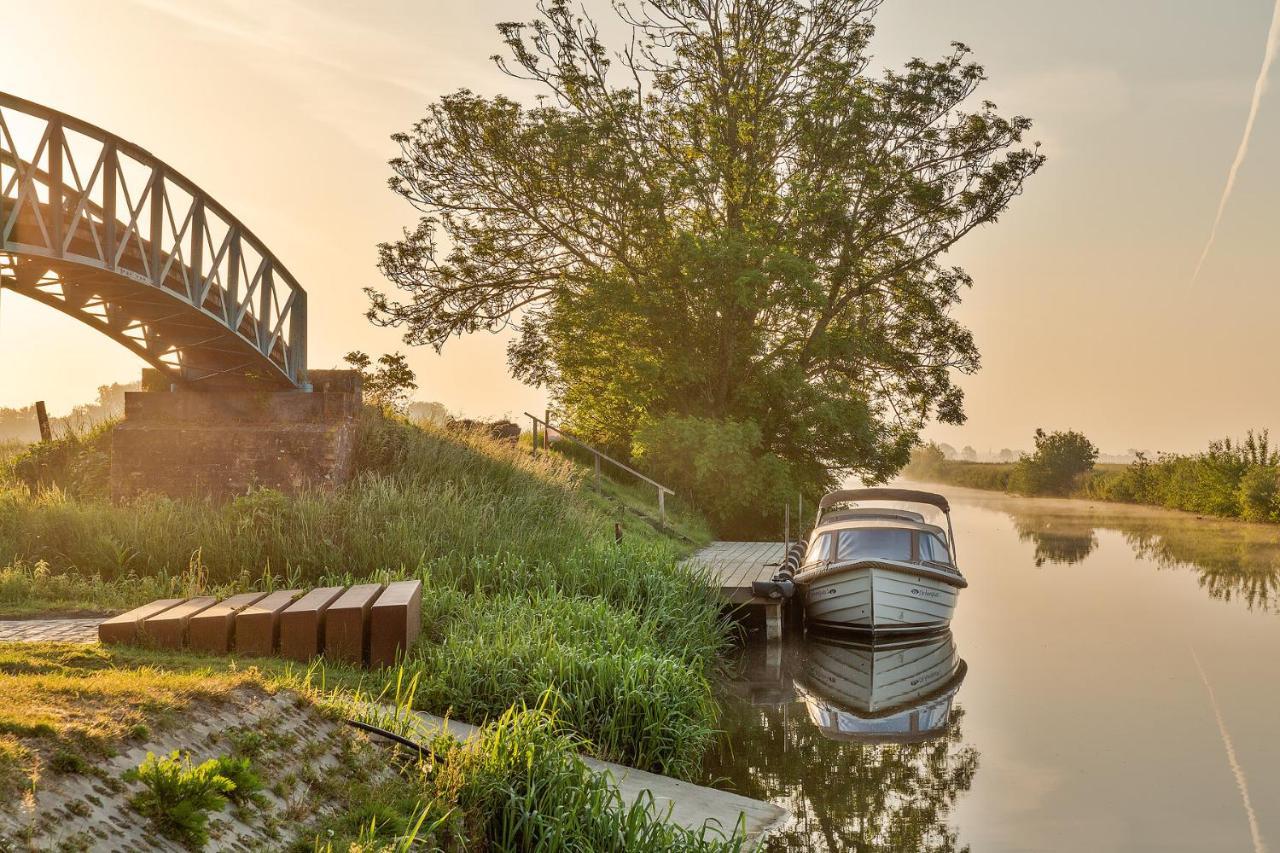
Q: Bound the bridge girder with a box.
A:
[0,92,307,389]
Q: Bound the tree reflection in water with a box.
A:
[703,641,978,852]
[1001,499,1280,611]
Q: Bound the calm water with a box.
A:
[704,484,1280,852]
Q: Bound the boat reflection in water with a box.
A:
[796,629,967,744]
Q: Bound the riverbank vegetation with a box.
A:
[0,644,746,850]
[0,408,739,848]
[907,428,1280,524]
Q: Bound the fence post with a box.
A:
[35,401,52,443]
[544,408,551,452]
[594,453,601,490]
[658,488,666,528]
[531,415,539,458]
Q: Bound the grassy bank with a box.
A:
[0,643,745,851]
[0,412,731,802]
[906,432,1280,525]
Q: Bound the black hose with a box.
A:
[344,719,431,759]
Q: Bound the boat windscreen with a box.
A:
[919,532,952,564]
[835,528,912,562]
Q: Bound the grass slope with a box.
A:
[0,413,728,778]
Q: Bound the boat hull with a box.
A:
[799,562,960,634]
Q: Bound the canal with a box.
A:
[705,483,1280,851]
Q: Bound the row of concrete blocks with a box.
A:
[97,580,423,669]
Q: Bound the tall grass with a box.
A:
[0,411,730,778]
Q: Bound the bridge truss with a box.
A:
[0,92,307,389]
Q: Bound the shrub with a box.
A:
[1009,429,1098,496]
[1238,465,1280,522]
[124,751,236,846]
[6,422,114,499]
[632,415,795,535]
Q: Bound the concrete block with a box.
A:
[369,580,423,668]
[324,583,384,666]
[278,587,344,661]
[98,598,186,645]
[235,590,301,656]
[187,592,268,653]
[142,597,218,648]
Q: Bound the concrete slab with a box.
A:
[142,597,218,648]
[278,586,343,661]
[324,583,383,666]
[235,589,300,656]
[98,599,186,644]
[187,592,268,653]
[368,580,422,668]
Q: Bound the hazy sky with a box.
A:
[1,0,1278,455]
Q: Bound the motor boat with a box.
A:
[754,487,967,634]
[795,630,967,743]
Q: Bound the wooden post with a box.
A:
[531,415,539,458]
[35,401,51,443]
[658,488,666,528]
[544,408,551,451]
[784,502,790,552]
[594,452,601,490]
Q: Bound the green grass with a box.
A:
[0,411,729,781]
[0,642,746,850]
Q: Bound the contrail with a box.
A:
[1192,0,1280,283]
[1190,646,1267,853]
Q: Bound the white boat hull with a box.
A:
[799,562,960,633]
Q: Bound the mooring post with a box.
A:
[35,401,51,443]
[765,602,783,643]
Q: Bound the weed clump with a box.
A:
[122,751,264,846]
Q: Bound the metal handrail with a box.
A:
[525,412,674,527]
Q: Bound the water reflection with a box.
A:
[705,632,976,851]
[798,631,967,743]
[997,497,1280,611]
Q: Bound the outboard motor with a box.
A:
[752,538,807,600]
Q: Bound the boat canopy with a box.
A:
[818,488,950,514]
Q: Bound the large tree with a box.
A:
[369,0,1043,515]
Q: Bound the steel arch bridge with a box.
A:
[0,92,307,389]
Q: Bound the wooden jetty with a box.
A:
[686,541,788,639]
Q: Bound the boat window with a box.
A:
[804,534,830,564]
[920,533,952,564]
[834,528,912,562]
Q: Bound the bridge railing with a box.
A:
[0,91,307,387]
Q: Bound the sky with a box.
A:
[1,0,1278,455]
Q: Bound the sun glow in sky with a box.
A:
[2,0,1279,454]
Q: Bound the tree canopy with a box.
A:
[369,0,1043,531]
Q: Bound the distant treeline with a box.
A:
[0,382,140,443]
[906,429,1280,524]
